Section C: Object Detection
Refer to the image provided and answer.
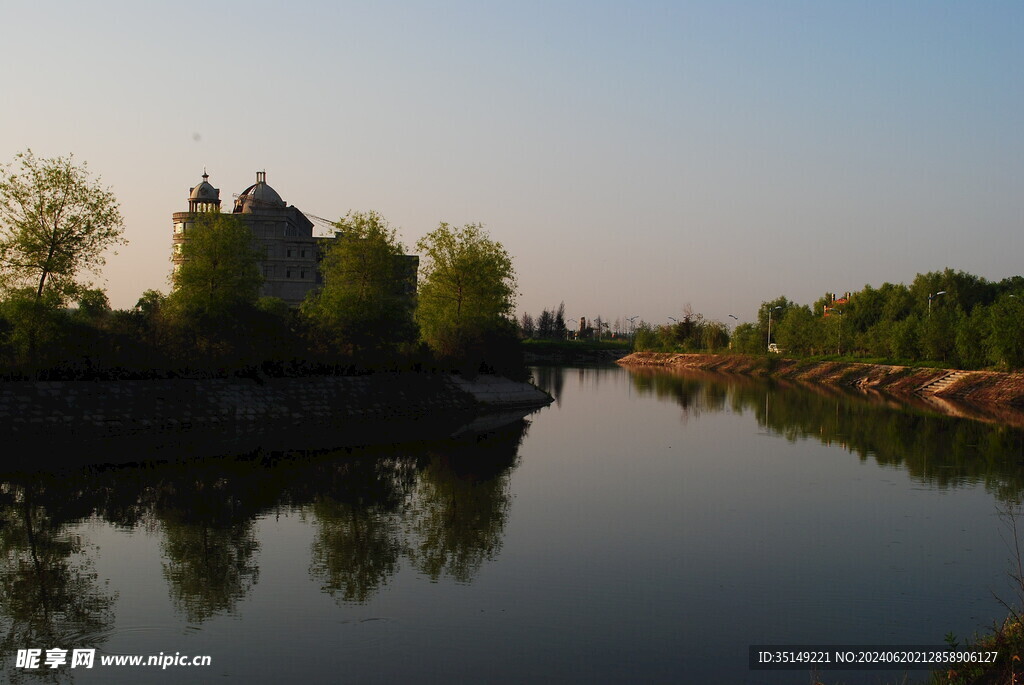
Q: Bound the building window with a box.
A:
[286,269,293,279]
[301,249,309,258]
[286,248,295,258]
[301,269,308,280]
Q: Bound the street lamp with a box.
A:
[668,316,679,324]
[627,316,638,338]
[766,306,782,351]
[928,291,946,316]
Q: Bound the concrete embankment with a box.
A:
[617,352,1024,407]
[0,373,552,468]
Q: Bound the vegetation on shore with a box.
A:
[0,152,524,381]
[631,269,1024,372]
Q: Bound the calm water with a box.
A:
[3,365,1024,684]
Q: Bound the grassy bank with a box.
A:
[522,338,631,364]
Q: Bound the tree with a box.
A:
[731,322,762,354]
[987,294,1024,369]
[301,210,415,353]
[415,223,516,360]
[536,308,554,339]
[168,212,262,317]
[519,312,535,339]
[0,150,125,303]
[164,212,263,363]
[554,302,567,339]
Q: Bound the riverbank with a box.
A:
[617,353,1024,406]
[0,372,552,469]
[522,340,631,365]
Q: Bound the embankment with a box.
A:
[0,373,552,469]
[617,352,1024,406]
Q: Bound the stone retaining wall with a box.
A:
[0,373,552,467]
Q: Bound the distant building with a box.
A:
[823,291,850,317]
[172,171,417,307]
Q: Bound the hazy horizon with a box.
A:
[2,1,1021,327]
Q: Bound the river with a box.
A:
[2,365,1023,683]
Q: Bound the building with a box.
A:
[172,171,417,307]
[823,291,850,317]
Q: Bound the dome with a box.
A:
[234,171,286,213]
[187,171,221,212]
[189,171,219,202]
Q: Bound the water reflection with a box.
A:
[622,366,1024,501]
[0,420,528,680]
[0,480,116,683]
[406,431,519,583]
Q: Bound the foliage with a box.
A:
[731,323,762,354]
[415,222,516,363]
[726,269,1024,369]
[302,210,416,353]
[988,294,1024,368]
[163,212,265,364]
[632,323,658,351]
[0,288,67,370]
[0,150,125,303]
[528,302,568,340]
[168,212,262,317]
[519,312,535,338]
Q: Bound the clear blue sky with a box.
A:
[2,1,1021,327]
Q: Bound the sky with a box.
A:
[1,0,1021,328]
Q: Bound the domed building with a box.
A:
[172,170,417,307]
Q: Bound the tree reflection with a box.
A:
[405,438,519,583]
[308,423,526,595]
[308,456,408,603]
[532,366,566,406]
[628,367,1024,501]
[151,468,265,623]
[0,415,530,637]
[0,480,115,683]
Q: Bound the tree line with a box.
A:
[519,303,567,339]
[631,305,730,352]
[629,270,1024,370]
[0,151,522,380]
[731,270,1024,369]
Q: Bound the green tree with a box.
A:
[731,322,762,354]
[415,223,516,359]
[956,303,989,369]
[775,305,820,356]
[987,294,1024,369]
[0,150,125,303]
[632,322,658,351]
[888,314,920,361]
[302,210,415,353]
[701,320,729,351]
[554,302,567,339]
[168,212,262,316]
[163,212,263,364]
